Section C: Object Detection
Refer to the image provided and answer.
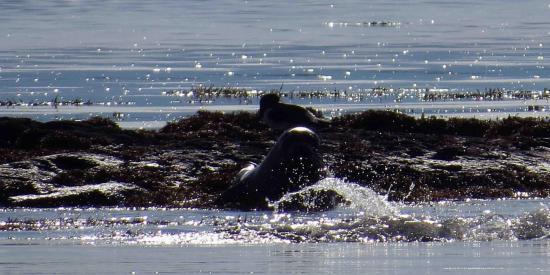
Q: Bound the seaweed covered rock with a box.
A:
[0,111,549,208]
[0,116,151,153]
[160,110,270,141]
[332,110,550,139]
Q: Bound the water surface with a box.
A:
[2,179,550,273]
[1,0,550,126]
[1,1,550,273]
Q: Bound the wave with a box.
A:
[2,178,550,245]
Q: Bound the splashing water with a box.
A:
[3,178,550,245]
[274,177,398,216]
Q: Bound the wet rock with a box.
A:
[50,155,100,170]
[0,111,549,208]
[432,146,466,161]
[1,116,151,152]
[9,182,145,207]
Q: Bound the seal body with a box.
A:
[218,127,323,210]
[258,94,330,131]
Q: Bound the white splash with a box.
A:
[276,177,399,217]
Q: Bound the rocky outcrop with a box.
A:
[1,111,549,208]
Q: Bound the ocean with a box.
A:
[2,180,550,273]
[1,0,550,274]
[0,0,549,128]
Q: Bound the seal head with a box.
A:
[258,93,330,131]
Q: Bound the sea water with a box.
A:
[1,0,550,273]
[1,178,550,274]
[1,0,550,128]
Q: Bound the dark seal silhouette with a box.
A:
[258,93,330,131]
[217,127,323,210]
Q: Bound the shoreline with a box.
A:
[0,99,549,131]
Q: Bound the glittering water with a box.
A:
[3,178,550,245]
[2,178,550,273]
[1,0,550,127]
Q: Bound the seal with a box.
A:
[258,93,330,131]
[217,127,323,210]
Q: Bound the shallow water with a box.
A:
[2,242,550,274]
[2,179,550,273]
[1,0,550,126]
